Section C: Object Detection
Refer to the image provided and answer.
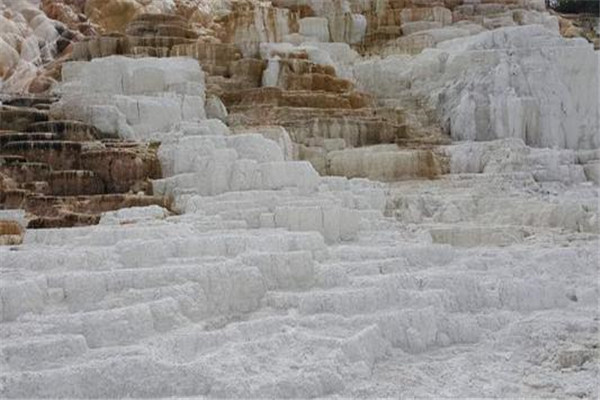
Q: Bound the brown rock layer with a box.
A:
[0,220,24,245]
[0,96,171,231]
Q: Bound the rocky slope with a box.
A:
[0,0,598,398]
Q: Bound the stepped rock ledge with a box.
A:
[0,0,599,398]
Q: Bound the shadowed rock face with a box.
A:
[0,107,49,132]
[48,170,106,196]
[1,141,83,170]
[0,162,52,184]
[26,212,101,229]
[0,133,57,148]
[2,189,28,210]
[24,193,171,225]
[126,13,199,38]
[27,121,104,141]
[81,147,161,193]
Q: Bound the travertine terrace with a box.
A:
[0,0,598,398]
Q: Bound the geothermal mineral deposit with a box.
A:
[0,0,598,398]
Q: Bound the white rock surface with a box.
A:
[51,56,206,140]
[205,95,228,121]
[354,25,600,150]
[99,206,171,225]
[443,138,589,184]
[2,113,598,397]
[299,17,330,42]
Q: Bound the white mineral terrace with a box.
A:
[0,2,599,398]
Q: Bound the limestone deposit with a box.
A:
[0,0,598,398]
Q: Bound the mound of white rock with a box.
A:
[355,25,599,150]
[51,56,206,140]
[154,119,386,243]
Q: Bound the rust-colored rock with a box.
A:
[171,42,242,77]
[25,193,170,222]
[222,87,372,109]
[0,107,49,132]
[41,0,98,35]
[48,170,106,196]
[71,13,200,61]
[0,132,57,148]
[126,13,199,38]
[81,146,161,193]
[0,220,24,245]
[28,121,104,141]
[2,189,28,209]
[0,96,171,230]
[0,162,51,184]
[27,212,101,229]
[20,181,52,195]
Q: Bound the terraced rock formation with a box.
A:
[0,0,598,398]
[1,118,598,396]
[68,10,447,180]
[0,95,168,230]
[64,1,598,181]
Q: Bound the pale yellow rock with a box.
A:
[0,36,20,76]
[85,0,176,33]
